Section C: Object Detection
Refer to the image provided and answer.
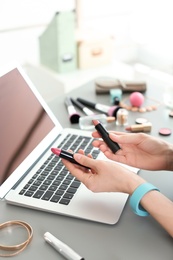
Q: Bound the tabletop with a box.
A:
[0,73,173,260]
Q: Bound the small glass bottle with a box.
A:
[116,108,128,126]
[79,114,107,130]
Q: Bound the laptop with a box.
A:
[0,62,139,225]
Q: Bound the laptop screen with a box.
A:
[0,68,55,185]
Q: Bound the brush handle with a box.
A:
[72,98,94,116]
[77,98,96,109]
[65,97,73,107]
[71,98,85,110]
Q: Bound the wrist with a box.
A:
[127,174,146,195]
[129,183,160,216]
[167,144,173,171]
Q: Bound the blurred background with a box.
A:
[1,0,173,92]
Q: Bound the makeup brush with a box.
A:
[77,97,122,117]
[64,97,80,124]
[71,98,115,129]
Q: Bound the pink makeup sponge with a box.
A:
[129,92,144,107]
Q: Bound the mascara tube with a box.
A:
[92,120,121,153]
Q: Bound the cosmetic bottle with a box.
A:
[79,114,115,130]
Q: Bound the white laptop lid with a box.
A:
[0,62,62,198]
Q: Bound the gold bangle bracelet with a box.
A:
[0,220,33,257]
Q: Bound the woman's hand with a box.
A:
[61,149,173,237]
[61,150,144,194]
[92,132,173,171]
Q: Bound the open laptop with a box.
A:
[0,62,139,225]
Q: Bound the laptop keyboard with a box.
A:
[19,134,100,205]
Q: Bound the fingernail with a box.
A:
[74,153,82,161]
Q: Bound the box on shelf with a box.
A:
[77,36,114,69]
[39,11,77,73]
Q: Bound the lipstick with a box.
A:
[125,122,152,132]
[92,120,121,153]
[51,148,90,169]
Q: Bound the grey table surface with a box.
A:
[1,76,173,260]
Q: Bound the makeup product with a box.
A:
[159,128,172,136]
[129,92,144,107]
[169,111,173,117]
[125,122,152,132]
[44,232,84,260]
[110,89,122,105]
[92,119,121,153]
[79,114,115,130]
[116,108,128,126]
[51,148,90,169]
[70,98,94,116]
[65,97,80,124]
[77,97,122,117]
[95,77,147,94]
[120,95,161,113]
[135,117,148,124]
[71,98,115,129]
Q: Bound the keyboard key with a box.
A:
[59,198,70,205]
[33,190,44,199]
[63,180,71,186]
[67,187,77,194]
[33,180,42,186]
[24,191,34,197]
[52,180,61,186]
[39,185,48,190]
[70,181,81,189]
[47,175,56,180]
[19,189,26,195]
[59,184,68,190]
[41,191,53,201]
[29,186,37,191]
[48,185,57,192]
[50,195,61,203]
[63,193,74,200]
[43,180,52,186]
[55,190,64,196]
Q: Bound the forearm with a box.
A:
[140,190,173,237]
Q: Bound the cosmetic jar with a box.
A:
[79,114,108,130]
[116,108,128,126]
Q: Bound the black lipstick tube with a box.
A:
[93,120,121,153]
[59,149,90,169]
